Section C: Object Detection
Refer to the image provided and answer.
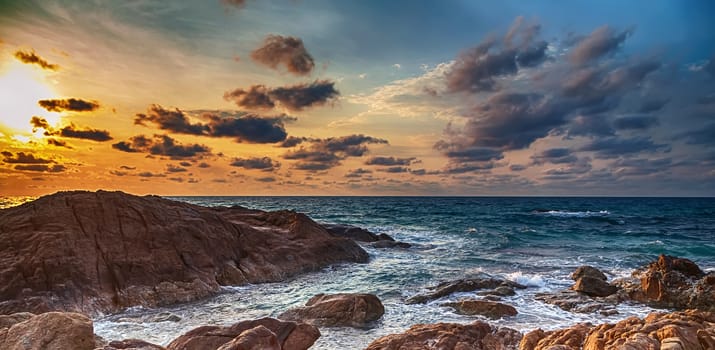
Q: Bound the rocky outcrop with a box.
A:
[406,275,526,304]
[278,293,385,328]
[97,339,166,350]
[0,312,95,350]
[442,299,518,319]
[519,310,715,350]
[0,190,368,315]
[166,317,320,350]
[365,321,522,350]
[535,290,620,315]
[323,224,411,248]
[615,255,715,311]
[570,265,618,297]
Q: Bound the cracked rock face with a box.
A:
[0,190,368,315]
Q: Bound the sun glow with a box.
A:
[0,61,61,134]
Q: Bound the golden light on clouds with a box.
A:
[0,61,60,135]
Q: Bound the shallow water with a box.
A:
[8,196,714,348]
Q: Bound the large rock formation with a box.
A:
[0,312,95,350]
[0,190,368,315]
[615,255,715,311]
[520,310,715,350]
[278,293,385,328]
[166,317,320,350]
[365,321,522,350]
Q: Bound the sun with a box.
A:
[0,60,61,135]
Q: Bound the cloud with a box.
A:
[580,136,669,158]
[38,98,100,112]
[166,164,188,173]
[446,17,548,93]
[46,138,72,148]
[569,26,633,65]
[283,134,388,171]
[256,176,276,182]
[2,151,53,164]
[365,156,416,166]
[31,117,112,141]
[565,115,614,137]
[531,148,578,165]
[13,50,59,70]
[179,161,192,167]
[14,164,66,172]
[138,171,165,178]
[221,0,246,8]
[112,134,212,159]
[230,156,280,171]
[639,98,669,113]
[198,162,211,168]
[379,166,409,173]
[250,35,315,75]
[224,80,339,111]
[134,105,291,143]
[613,115,659,130]
[510,164,527,171]
[679,123,715,146]
[612,157,672,176]
[345,168,372,178]
[277,136,307,148]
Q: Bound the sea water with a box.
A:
[5,197,715,348]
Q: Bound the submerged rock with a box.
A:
[519,310,715,350]
[442,299,518,319]
[278,293,385,328]
[166,317,319,350]
[0,190,368,315]
[0,312,95,350]
[406,275,526,304]
[365,320,522,350]
[616,254,715,311]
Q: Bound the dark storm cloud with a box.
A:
[135,105,207,134]
[225,81,339,112]
[531,148,578,165]
[277,136,308,148]
[283,134,387,171]
[38,98,99,112]
[365,156,416,166]
[134,105,290,143]
[112,134,212,159]
[14,164,66,172]
[580,136,669,158]
[613,115,659,130]
[230,156,280,171]
[13,50,59,70]
[58,125,112,141]
[2,151,53,164]
[446,17,548,93]
[251,35,315,76]
[569,26,633,65]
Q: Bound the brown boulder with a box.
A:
[442,299,518,319]
[0,312,95,350]
[571,266,607,282]
[616,255,715,311]
[519,310,715,350]
[365,320,522,350]
[278,293,384,328]
[0,312,34,329]
[0,190,368,315]
[98,339,166,350]
[166,317,319,350]
[572,276,618,297]
[216,325,280,350]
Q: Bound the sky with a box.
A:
[0,0,714,196]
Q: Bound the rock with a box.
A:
[371,240,412,249]
[573,276,618,297]
[478,286,516,297]
[99,339,166,350]
[278,293,384,328]
[535,290,619,314]
[406,275,527,304]
[571,265,608,281]
[615,254,715,311]
[1,311,95,350]
[323,224,382,242]
[166,317,319,350]
[442,299,518,319]
[0,312,34,329]
[519,310,715,350]
[0,190,368,315]
[365,320,522,350]
[216,326,280,350]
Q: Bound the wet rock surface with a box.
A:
[442,299,518,319]
[406,275,527,304]
[365,320,522,350]
[0,190,368,315]
[323,224,411,248]
[0,312,95,350]
[278,293,385,328]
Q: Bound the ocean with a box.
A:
[5,196,715,348]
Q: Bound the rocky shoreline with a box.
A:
[1,191,714,349]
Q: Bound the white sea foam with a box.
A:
[539,210,610,217]
[504,271,546,288]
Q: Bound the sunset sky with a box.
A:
[0,0,714,196]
